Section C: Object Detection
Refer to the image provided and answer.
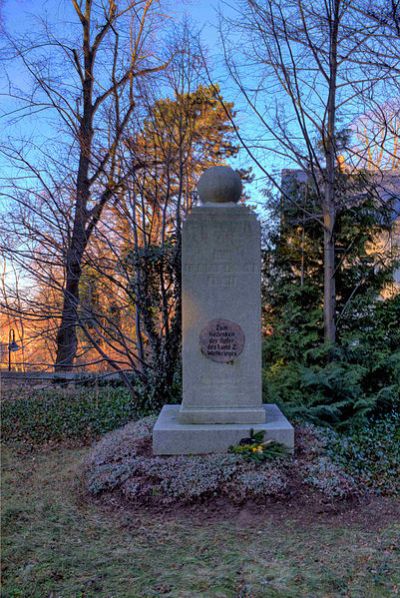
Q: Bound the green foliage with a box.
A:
[124,239,182,409]
[262,171,400,429]
[328,412,400,496]
[263,332,400,429]
[263,283,324,363]
[131,364,182,414]
[263,359,369,427]
[263,312,400,429]
[1,387,140,444]
[264,171,396,328]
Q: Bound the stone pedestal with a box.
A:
[179,203,265,424]
[153,404,294,455]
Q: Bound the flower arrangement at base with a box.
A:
[229,429,289,462]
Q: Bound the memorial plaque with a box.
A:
[199,318,245,363]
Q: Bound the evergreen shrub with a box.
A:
[263,294,400,429]
[1,387,139,444]
[262,171,400,430]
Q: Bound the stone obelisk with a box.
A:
[178,166,265,424]
[153,166,294,454]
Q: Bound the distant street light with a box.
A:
[8,329,19,372]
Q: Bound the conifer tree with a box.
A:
[262,171,400,426]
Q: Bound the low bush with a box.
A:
[263,355,400,429]
[1,387,141,444]
[301,457,360,499]
[85,414,400,505]
[263,294,400,430]
[84,418,376,506]
[328,412,400,496]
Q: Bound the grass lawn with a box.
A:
[1,443,399,598]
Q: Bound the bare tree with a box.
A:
[0,22,244,409]
[69,29,245,406]
[1,0,169,371]
[352,100,400,171]
[221,0,399,344]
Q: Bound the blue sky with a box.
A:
[1,0,280,212]
[0,0,277,292]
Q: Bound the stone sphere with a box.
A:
[197,165,243,204]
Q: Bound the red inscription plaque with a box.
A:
[199,319,245,363]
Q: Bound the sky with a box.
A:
[1,1,397,301]
[3,0,395,211]
[0,0,280,211]
[1,0,278,293]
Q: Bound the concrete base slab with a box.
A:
[152,404,294,455]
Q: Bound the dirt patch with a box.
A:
[134,435,153,457]
[91,488,400,532]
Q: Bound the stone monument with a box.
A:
[153,165,293,454]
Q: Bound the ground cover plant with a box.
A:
[83,414,399,507]
[327,412,400,496]
[2,442,399,597]
[1,387,138,444]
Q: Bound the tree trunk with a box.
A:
[55,138,92,371]
[55,8,93,371]
[54,255,81,370]
[55,220,87,371]
[322,0,340,346]
[323,211,336,344]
